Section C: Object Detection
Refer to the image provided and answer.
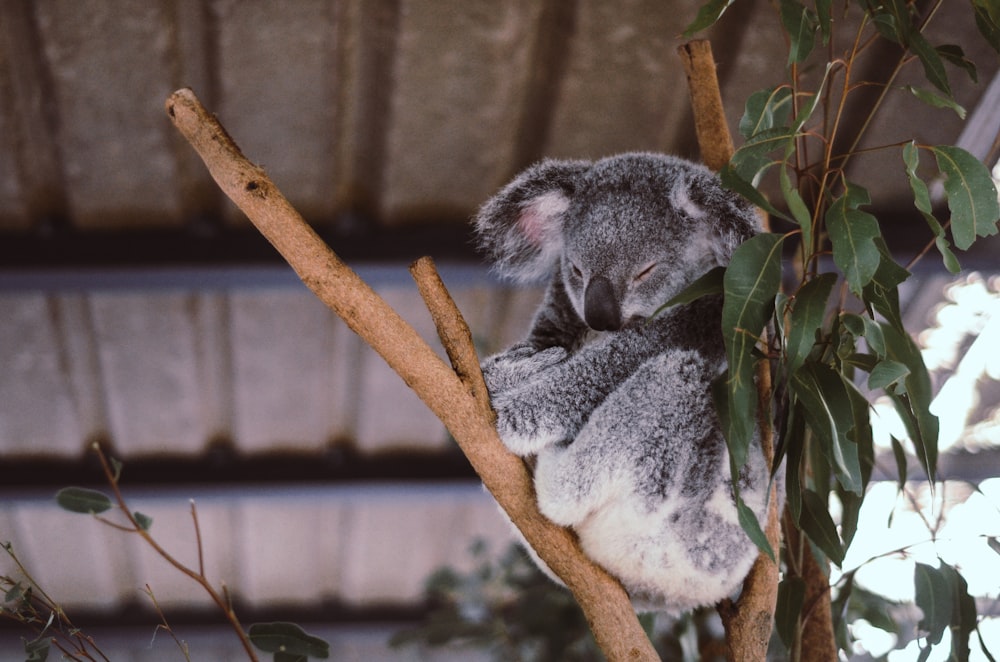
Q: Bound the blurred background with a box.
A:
[0,1,999,659]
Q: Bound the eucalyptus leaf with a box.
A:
[826,185,882,295]
[908,30,952,96]
[248,622,330,658]
[720,163,789,221]
[721,233,785,461]
[868,359,910,392]
[780,0,818,65]
[901,141,960,273]
[799,489,845,566]
[785,273,836,374]
[713,376,775,562]
[789,362,863,494]
[682,0,735,37]
[936,44,977,83]
[905,85,966,119]
[816,0,831,44]
[776,576,806,649]
[890,436,908,491]
[974,1,1000,53]
[861,239,910,332]
[940,563,976,660]
[740,86,793,140]
[914,563,950,645]
[881,322,938,483]
[55,487,113,515]
[780,163,813,252]
[931,145,1000,250]
[23,635,50,662]
[655,266,724,314]
[133,511,154,531]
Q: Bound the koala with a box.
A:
[474,152,771,614]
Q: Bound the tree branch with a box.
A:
[165,88,658,662]
[679,39,782,662]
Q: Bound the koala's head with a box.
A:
[474,152,760,332]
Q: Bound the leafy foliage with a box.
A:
[684,1,1000,660]
[393,541,729,662]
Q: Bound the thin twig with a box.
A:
[91,445,259,662]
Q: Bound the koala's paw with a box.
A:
[480,344,568,395]
[491,394,569,456]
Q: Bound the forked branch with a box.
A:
[165,88,659,662]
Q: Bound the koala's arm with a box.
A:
[489,298,724,456]
[481,277,588,398]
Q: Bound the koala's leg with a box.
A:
[532,348,722,527]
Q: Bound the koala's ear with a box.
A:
[670,170,762,266]
[475,159,591,282]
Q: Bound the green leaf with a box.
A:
[780,163,813,252]
[902,142,961,273]
[736,491,775,562]
[837,485,863,549]
[720,163,790,221]
[785,273,836,374]
[713,377,775,562]
[908,30,952,96]
[861,239,910,332]
[776,576,806,649]
[868,359,910,391]
[974,1,1000,53]
[816,0,832,44]
[23,634,50,662]
[740,86,793,140]
[790,362,863,494]
[881,322,938,483]
[780,0,818,65]
[941,563,977,660]
[936,44,977,83]
[682,0,735,37]
[721,233,786,463]
[915,563,951,644]
[248,622,330,658]
[133,512,153,531]
[799,489,844,566]
[931,145,1000,250]
[655,266,724,314]
[55,487,113,515]
[4,582,24,603]
[890,436,908,491]
[905,85,967,119]
[783,406,805,522]
[826,184,881,296]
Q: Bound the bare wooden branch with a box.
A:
[678,39,782,662]
[678,39,736,174]
[165,88,658,662]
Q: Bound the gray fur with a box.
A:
[474,152,771,613]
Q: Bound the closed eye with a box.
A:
[633,262,657,283]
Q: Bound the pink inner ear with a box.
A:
[518,191,570,245]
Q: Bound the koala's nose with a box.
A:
[584,276,622,331]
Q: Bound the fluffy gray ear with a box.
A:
[474,159,590,282]
[670,168,762,267]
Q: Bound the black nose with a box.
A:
[584,276,622,331]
